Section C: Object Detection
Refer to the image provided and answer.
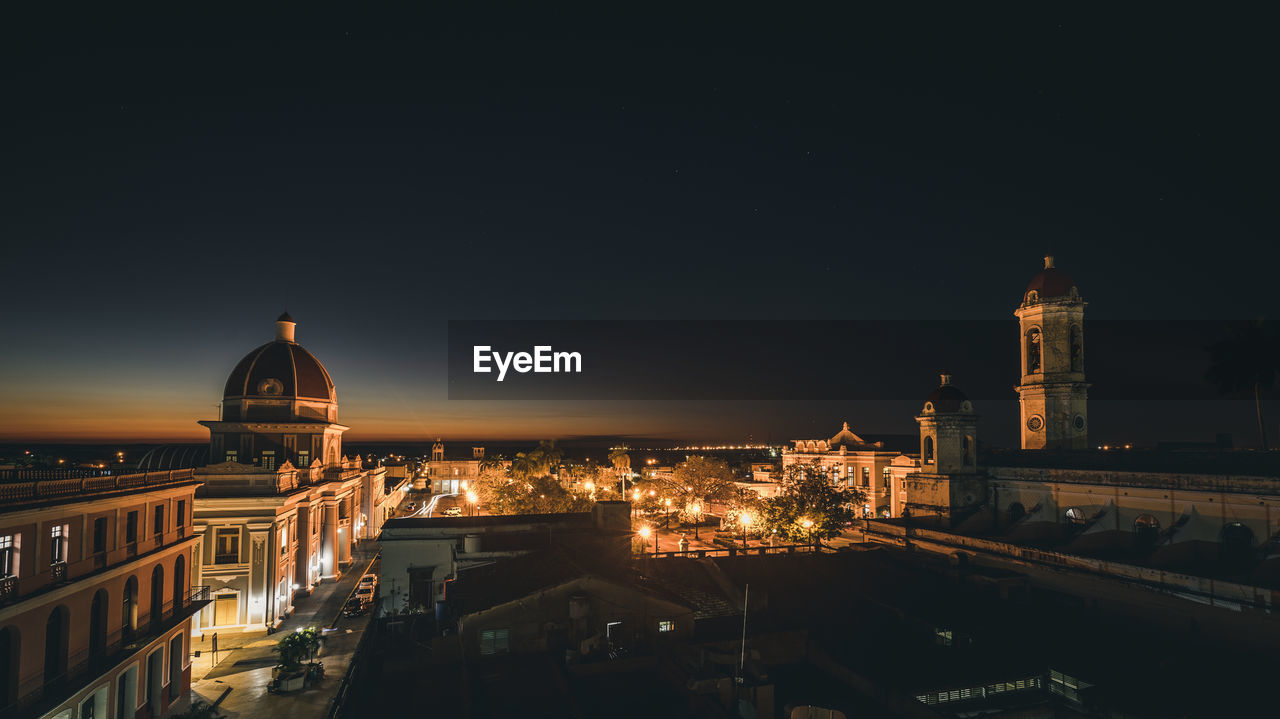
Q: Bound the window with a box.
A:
[176,500,186,527]
[312,510,318,535]
[861,467,870,486]
[262,450,276,471]
[215,529,240,564]
[923,436,934,464]
[962,436,973,465]
[1070,325,1083,372]
[657,620,676,633]
[339,501,348,520]
[297,450,310,468]
[935,628,953,646]
[280,526,288,555]
[479,628,510,655]
[225,450,238,463]
[1026,327,1042,374]
[153,505,164,536]
[882,467,891,488]
[81,695,96,719]
[49,524,67,564]
[0,534,16,577]
[93,517,108,553]
[126,511,138,543]
[1065,507,1086,525]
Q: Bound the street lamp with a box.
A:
[664,498,672,528]
[690,503,702,540]
[801,517,814,549]
[466,490,478,517]
[741,512,754,549]
[638,525,652,554]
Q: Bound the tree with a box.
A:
[609,447,631,490]
[488,474,594,515]
[761,462,863,542]
[1206,320,1279,450]
[663,455,736,508]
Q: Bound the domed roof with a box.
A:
[925,374,970,413]
[223,318,335,402]
[1025,255,1077,299]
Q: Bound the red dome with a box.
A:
[1025,256,1077,299]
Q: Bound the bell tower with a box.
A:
[904,374,985,527]
[1015,255,1088,449]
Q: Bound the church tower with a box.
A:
[1015,255,1088,449]
[903,374,985,526]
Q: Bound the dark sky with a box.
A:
[2,7,1274,446]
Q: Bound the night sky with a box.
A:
[2,7,1274,446]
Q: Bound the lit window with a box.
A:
[49,524,67,564]
[262,450,277,471]
[658,620,676,633]
[935,628,952,646]
[479,628,510,655]
[225,450,238,463]
[215,529,240,564]
[0,534,17,578]
[280,526,288,555]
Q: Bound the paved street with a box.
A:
[180,546,378,719]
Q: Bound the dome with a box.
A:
[223,317,336,402]
[1025,255,1078,300]
[925,373,970,413]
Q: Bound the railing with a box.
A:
[1,586,210,719]
[0,575,15,599]
[0,469,197,505]
[49,561,67,583]
[640,543,822,559]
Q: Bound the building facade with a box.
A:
[0,469,206,719]
[191,314,400,633]
[781,423,909,517]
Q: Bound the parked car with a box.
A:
[342,597,368,617]
[441,506,463,517]
[358,574,377,589]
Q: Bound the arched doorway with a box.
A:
[173,554,186,611]
[122,576,139,639]
[0,625,19,709]
[1133,514,1160,549]
[44,605,70,689]
[150,564,165,630]
[89,589,108,662]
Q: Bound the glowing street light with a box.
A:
[466,490,478,517]
[801,517,815,548]
[664,498,672,528]
[740,512,754,549]
[690,503,702,540]
[638,525,653,553]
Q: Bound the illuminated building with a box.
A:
[190,314,403,632]
[0,469,205,719]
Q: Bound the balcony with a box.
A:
[49,561,67,583]
[3,586,210,719]
[0,575,15,599]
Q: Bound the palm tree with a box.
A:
[535,439,564,476]
[511,452,535,481]
[1206,320,1279,450]
[609,446,631,493]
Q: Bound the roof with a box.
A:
[1024,255,1078,300]
[446,550,597,616]
[925,375,970,413]
[223,340,336,401]
[985,448,1280,480]
[277,311,295,322]
[136,444,210,471]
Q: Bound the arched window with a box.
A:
[1220,522,1255,565]
[0,625,19,708]
[962,436,973,466]
[1070,325,1083,372]
[1064,507,1086,525]
[1133,514,1160,548]
[149,564,165,631]
[923,436,934,464]
[44,605,69,688]
[123,576,139,638]
[90,589,108,661]
[173,554,186,610]
[1007,502,1026,523]
[1026,327,1042,374]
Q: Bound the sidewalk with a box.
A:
[183,547,378,719]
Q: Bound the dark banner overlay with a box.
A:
[447,320,1245,401]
